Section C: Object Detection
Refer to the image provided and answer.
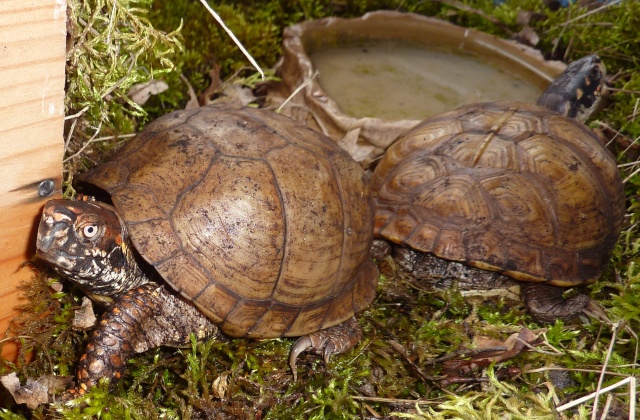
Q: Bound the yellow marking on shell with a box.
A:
[115,233,123,246]
[576,88,583,100]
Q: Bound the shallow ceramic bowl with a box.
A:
[272,11,566,165]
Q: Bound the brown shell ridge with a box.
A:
[127,138,218,260]
[243,298,301,338]
[539,123,623,252]
[314,149,351,331]
[167,149,220,220]
[259,148,289,302]
[164,249,242,319]
[90,108,205,186]
[112,183,171,222]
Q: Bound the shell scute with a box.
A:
[173,156,285,302]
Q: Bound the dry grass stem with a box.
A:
[591,322,620,420]
[198,0,264,80]
[556,376,635,413]
[276,70,319,114]
[63,122,103,163]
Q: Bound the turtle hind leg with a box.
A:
[521,282,590,323]
[289,317,362,381]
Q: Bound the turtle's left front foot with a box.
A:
[521,282,590,323]
[289,317,362,380]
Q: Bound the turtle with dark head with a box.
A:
[371,55,624,323]
[37,105,379,397]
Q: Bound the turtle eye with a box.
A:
[83,224,99,238]
[79,223,102,240]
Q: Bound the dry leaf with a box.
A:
[337,128,378,165]
[127,80,169,105]
[212,372,230,399]
[516,10,547,26]
[221,84,258,107]
[1,372,72,408]
[180,73,201,110]
[441,327,541,379]
[199,63,223,105]
[72,296,97,330]
[50,281,64,293]
[516,26,540,46]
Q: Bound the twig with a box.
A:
[556,376,633,412]
[64,117,79,154]
[622,164,640,184]
[198,0,264,80]
[352,395,442,406]
[63,121,103,163]
[551,6,572,58]
[607,87,640,95]
[276,70,319,114]
[592,322,619,420]
[547,0,623,32]
[525,366,633,378]
[106,0,117,46]
[630,377,637,420]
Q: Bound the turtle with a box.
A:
[36,104,379,396]
[370,54,625,322]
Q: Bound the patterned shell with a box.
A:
[76,104,378,338]
[372,101,625,287]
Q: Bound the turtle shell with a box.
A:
[76,104,378,338]
[371,101,625,287]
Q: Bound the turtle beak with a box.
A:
[36,200,77,267]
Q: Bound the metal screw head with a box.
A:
[38,180,55,197]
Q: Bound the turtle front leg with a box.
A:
[65,282,219,399]
[521,282,590,323]
[289,317,362,380]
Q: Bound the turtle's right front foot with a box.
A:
[288,317,362,380]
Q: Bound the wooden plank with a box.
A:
[0,0,66,360]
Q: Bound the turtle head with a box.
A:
[536,54,606,122]
[36,199,147,297]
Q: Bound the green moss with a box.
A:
[3,0,640,418]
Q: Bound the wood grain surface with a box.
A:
[0,0,65,360]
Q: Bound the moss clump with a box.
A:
[63,0,182,192]
[2,0,640,418]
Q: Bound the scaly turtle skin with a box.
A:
[37,104,378,396]
[371,55,625,322]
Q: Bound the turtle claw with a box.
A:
[289,317,362,381]
[323,340,337,364]
[289,336,312,381]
